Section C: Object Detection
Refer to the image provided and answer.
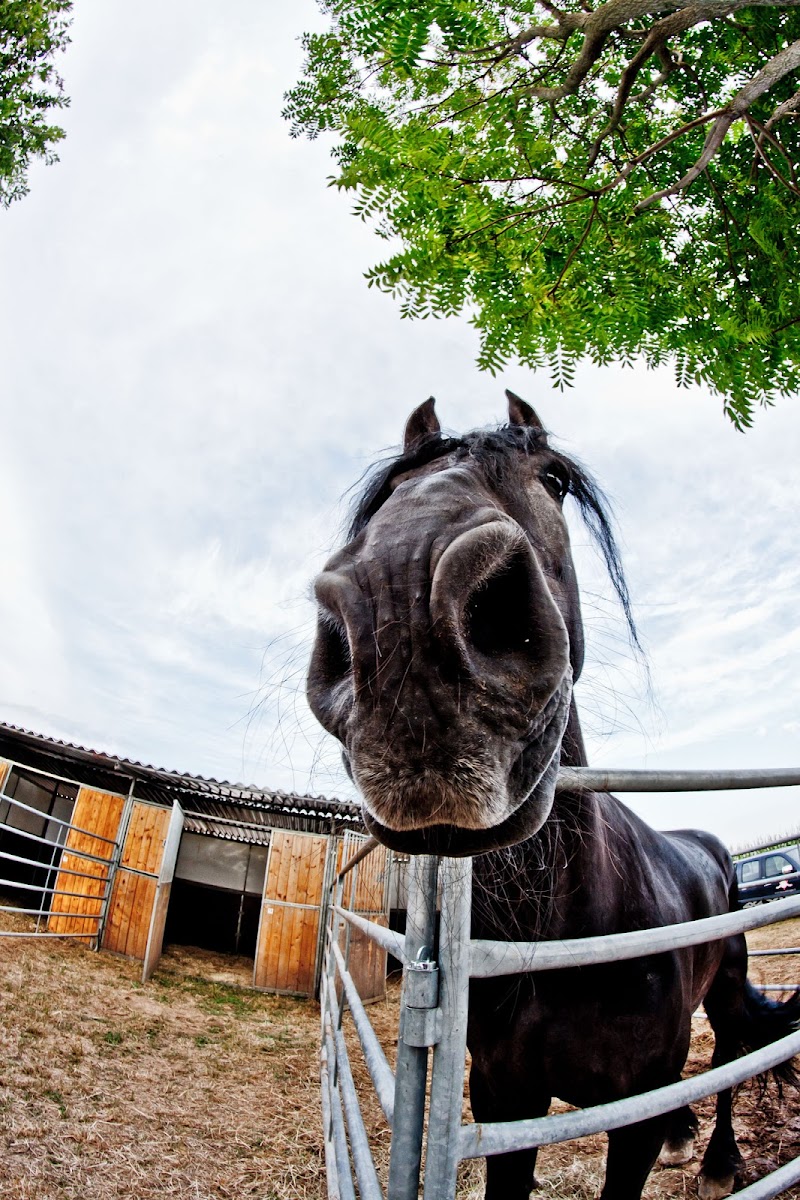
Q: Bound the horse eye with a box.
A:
[543,465,570,502]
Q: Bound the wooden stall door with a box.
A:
[48,788,126,940]
[340,831,393,1004]
[141,801,184,982]
[102,801,173,960]
[253,831,331,996]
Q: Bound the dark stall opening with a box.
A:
[165,879,261,956]
[163,832,269,960]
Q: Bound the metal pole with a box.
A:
[471,891,800,977]
[387,854,439,1200]
[557,766,800,792]
[423,856,472,1200]
[458,1028,800,1158]
[733,1156,800,1200]
[332,940,395,1122]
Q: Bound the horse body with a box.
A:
[307,394,798,1200]
[469,792,745,1198]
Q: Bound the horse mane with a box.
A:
[346,423,639,648]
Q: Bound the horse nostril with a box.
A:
[464,551,537,658]
[316,615,352,684]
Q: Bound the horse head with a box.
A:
[307,394,621,855]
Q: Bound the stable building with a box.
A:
[0,723,392,998]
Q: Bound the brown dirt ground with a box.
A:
[0,908,798,1199]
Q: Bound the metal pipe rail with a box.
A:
[330,939,395,1122]
[459,1028,800,1158]
[0,931,97,939]
[0,822,116,866]
[336,836,379,883]
[0,791,118,843]
[0,846,111,882]
[557,766,800,792]
[320,770,800,1200]
[471,893,800,977]
[333,906,405,963]
[320,974,383,1200]
[0,905,101,920]
[0,876,107,902]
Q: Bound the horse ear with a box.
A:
[403,397,441,452]
[506,389,545,433]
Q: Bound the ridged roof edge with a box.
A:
[0,721,361,820]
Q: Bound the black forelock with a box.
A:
[346,423,639,648]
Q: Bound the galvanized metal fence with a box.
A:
[319,766,800,1200]
[0,773,122,944]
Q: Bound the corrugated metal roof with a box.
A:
[183,813,274,845]
[0,721,363,833]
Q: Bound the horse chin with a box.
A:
[363,753,561,856]
[360,677,571,857]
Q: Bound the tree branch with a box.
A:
[746,114,800,195]
[547,197,600,296]
[585,7,709,170]
[765,86,800,129]
[635,36,800,208]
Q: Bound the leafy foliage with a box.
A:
[286,0,800,425]
[0,1,72,206]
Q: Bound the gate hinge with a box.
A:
[401,955,441,1047]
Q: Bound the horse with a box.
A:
[306,394,800,1200]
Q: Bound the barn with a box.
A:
[0,723,393,998]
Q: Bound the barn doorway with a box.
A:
[164,833,268,958]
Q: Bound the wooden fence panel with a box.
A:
[48,788,126,939]
[102,802,172,959]
[254,831,330,996]
[341,833,392,1004]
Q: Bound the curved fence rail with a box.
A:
[319,766,800,1199]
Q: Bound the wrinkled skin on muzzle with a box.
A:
[307,394,583,855]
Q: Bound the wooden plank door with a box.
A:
[47,787,126,941]
[253,831,331,996]
[340,830,393,1004]
[141,801,184,982]
[102,801,173,959]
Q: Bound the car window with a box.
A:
[740,860,762,883]
[764,854,796,878]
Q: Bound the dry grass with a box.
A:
[0,908,798,1199]
[0,908,325,1199]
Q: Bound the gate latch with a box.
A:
[401,948,441,1047]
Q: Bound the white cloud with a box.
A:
[0,0,797,845]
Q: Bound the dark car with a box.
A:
[735,847,800,907]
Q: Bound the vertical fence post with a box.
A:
[387,854,439,1200]
[423,855,472,1200]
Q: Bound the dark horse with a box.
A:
[307,395,799,1200]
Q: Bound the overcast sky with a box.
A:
[0,0,798,849]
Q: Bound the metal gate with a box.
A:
[320,766,800,1200]
[0,765,126,945]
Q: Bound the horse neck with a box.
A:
[472,698,620,941]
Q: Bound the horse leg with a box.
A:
[600,1114,670,1200]
[698,945,747,1200]
[659,1103,699,1165]
[470,1062,550,1200]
